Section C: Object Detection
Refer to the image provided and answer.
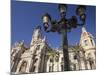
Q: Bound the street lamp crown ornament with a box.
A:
[42,13,51,31]
[76,5,86,16]
[42,13,51,24]
[58,4,67,17]
[76,5,86,24]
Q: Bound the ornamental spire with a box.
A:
[82,26,87,33]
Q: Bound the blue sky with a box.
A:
[11,1,96,48]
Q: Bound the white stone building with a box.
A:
[11,26,96,74]
[79,27,96,70]
[11,26,50,74]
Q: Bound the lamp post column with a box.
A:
[62,29,70,71]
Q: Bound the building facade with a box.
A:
[11,26,96,74]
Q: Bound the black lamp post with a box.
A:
[42,4,86,71]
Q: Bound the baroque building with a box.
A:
[11,26,51,74]
[11,26,96,74]
[79,27,96,69]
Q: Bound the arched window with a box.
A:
[55,56,59,62]
[34,58,38,63]
[88,58,94,69]
[90,39,94,46]
[61,64,64,71]
[74,54,77,59]
[88,53,91,58]
[19,61,27,73]
[30,66,36,72]
[87,53,94,69]
[84,40,88,46]
[50,58,53,62]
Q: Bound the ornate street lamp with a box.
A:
[42,4,86,71]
